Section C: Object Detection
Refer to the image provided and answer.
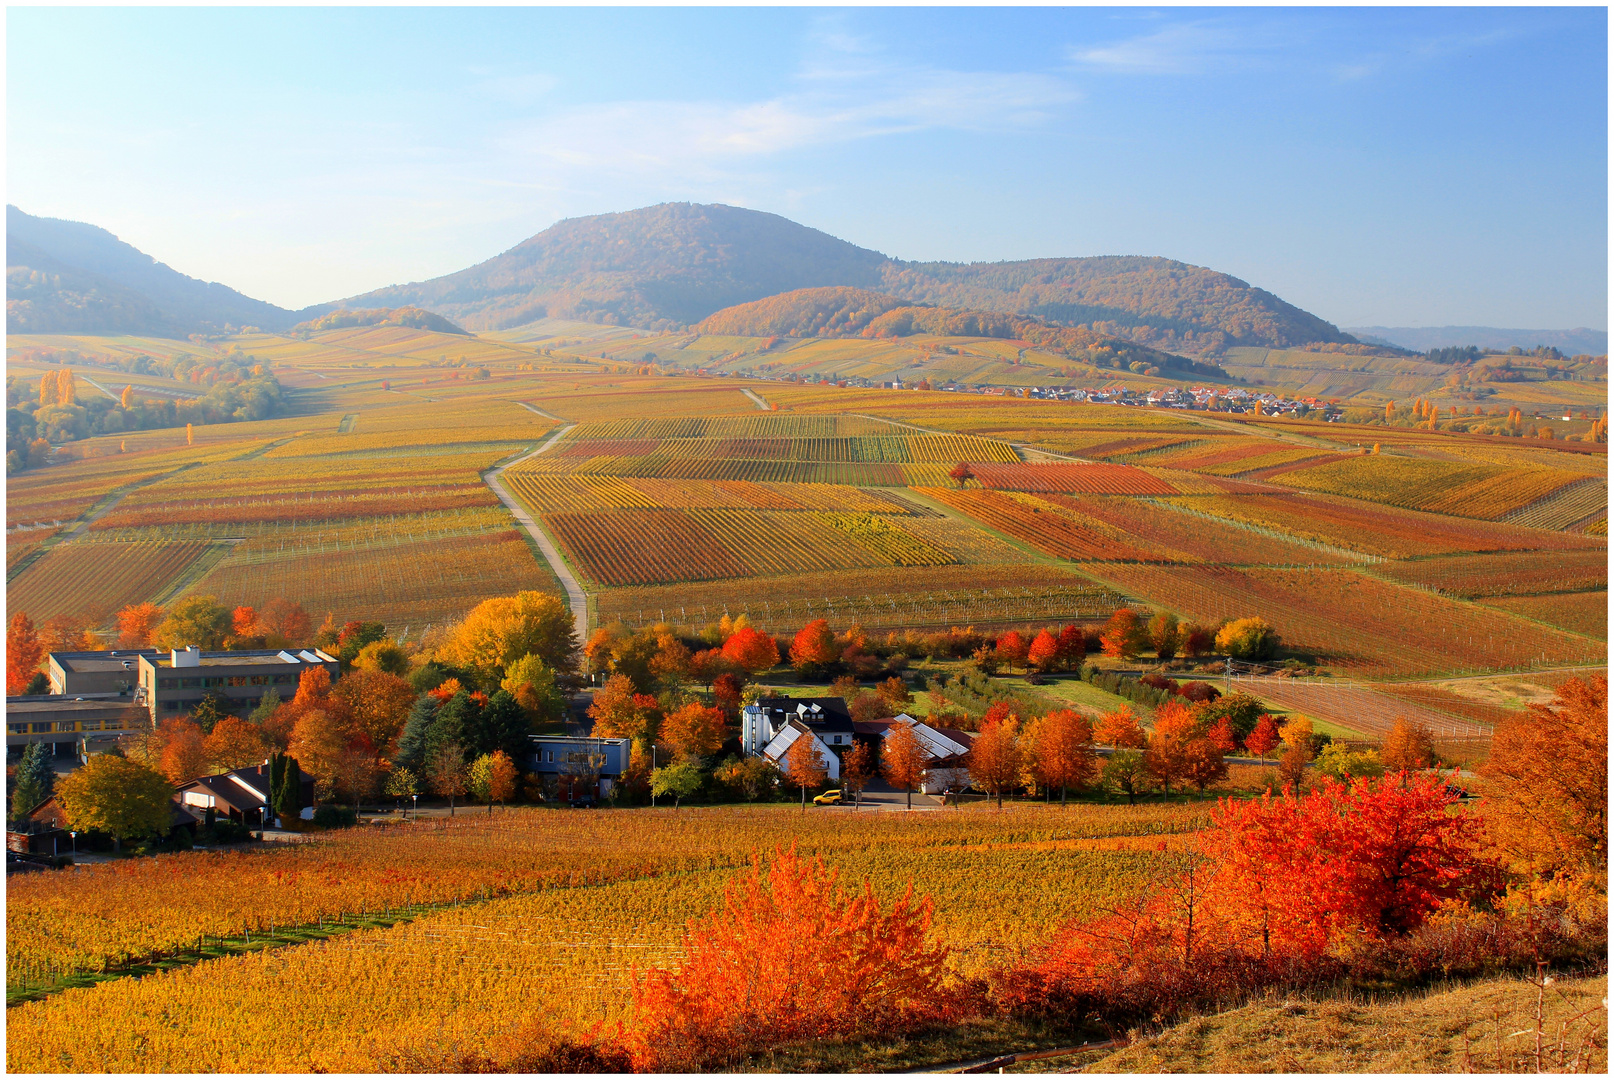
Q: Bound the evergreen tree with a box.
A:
[393,694,439,775]
[11,741,56,822]
[274,754,304,821]
[426,690,478,765]
[250,689,281,725]
[471,690,531,761]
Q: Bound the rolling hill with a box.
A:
[5,205,315,336]
[338,202,1359,354]
[694,286,1228,377]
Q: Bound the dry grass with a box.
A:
[1084,973,1607,1074]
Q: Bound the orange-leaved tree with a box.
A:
[1026,629,1061,673]
[1146,701,1197,795]
[628,846,951,1071]
[659,702,727,761]
[1028,709,1097,806]
[1099,608,1146,659]
[998,773,1490,1029]
[720,626,779,674]
[968,713,1022,809]
[7,611,45,695]
[588,673,660,742]
[994,630,1030,672]
[881,721,929,810]
[1093,705,1147,749]
[204,716,269,772]
[1381,716,1436,772]
[115,603,164,648]
[842,740,876,808]
[1478,675,1607,880]
[784,730,829,812]
[156,718,208,784]
[789,618,840,676]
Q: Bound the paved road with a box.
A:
[484,423,589,645]
[741,387,770,411]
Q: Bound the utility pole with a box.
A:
[1225,657,1233,695]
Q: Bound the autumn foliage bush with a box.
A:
[626,846,958,1070]
[996,773,1504,1033]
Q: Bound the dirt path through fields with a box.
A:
[483,424,590,644]
[741,387,770,410]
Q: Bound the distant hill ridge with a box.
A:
[695,286,1231,378]
[1347,325,1608,356]
[292,306,469,336]
[340,202,1358,355]
[5,205,320,336]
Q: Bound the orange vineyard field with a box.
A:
[7,540,213,623]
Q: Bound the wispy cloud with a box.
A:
[1069,21,1294,75]
[498,59,1076,183]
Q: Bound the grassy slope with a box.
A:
[1082,973,1608,1074]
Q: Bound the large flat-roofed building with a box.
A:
[529,735,631,800]
[136,647,339,720]
[6,696,150,755]
[48,649,165,698]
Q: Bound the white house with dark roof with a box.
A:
[740,696,855,756]
[760,718,841,782]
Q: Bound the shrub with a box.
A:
[312,805,358,829]
[627,846,959,1070]
[1215,617,1279,661]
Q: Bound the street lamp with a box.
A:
[411,793,418,819]
[70,831,76,856]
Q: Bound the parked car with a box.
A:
[812,789,844,806]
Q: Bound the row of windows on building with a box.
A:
[155,673,297,691]
[7,720,130,735]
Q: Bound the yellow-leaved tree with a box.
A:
[57,755,173,853]
[437,591,577,681]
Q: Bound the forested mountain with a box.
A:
[881,256,1355,355]
[5,206,309,336]
[10,200,1363,355]
[341,203,890,332]
[696,287,1229,377]
[339,203,1354,355]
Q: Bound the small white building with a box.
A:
[762,719,842,782]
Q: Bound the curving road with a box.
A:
[484,423,590,646]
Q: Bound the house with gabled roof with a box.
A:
[740,696,855,756]
[175,761,315,827]
[760,718,841,782]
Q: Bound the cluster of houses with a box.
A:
[7,640,971,857]
[683,365,1342,419]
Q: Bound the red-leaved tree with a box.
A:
[628,847,951,1071]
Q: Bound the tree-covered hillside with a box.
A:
[338,204,1353,354]
[342,203,890,332]
[695,286,1229,378]
[880,256,1356,355]
[5,205,306,336]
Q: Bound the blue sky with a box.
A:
[8,7,1607,328]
